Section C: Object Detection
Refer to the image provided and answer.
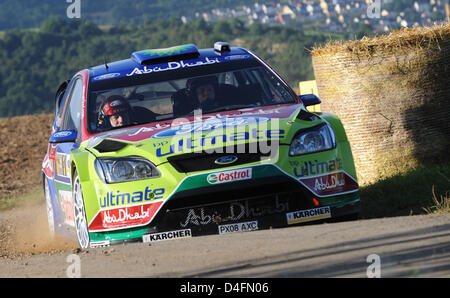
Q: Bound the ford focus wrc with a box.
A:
[42,42,361,248]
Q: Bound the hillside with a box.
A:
[0,0,271,30]
[1,0,443,31]
[0,17,344,117]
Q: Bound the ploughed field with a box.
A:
[0,114,53,198]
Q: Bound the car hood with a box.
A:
[84,103,320,165]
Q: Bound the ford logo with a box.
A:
[93,73,121,81]
[215,155,238,165]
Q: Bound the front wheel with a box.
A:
[73,170,90,249]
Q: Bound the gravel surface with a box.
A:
[1,199,449,278]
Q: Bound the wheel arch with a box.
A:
[41,171,47,189]
[70,148,99,224]
[320,112,348,143]
[70,148,92,184]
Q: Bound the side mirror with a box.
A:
[299,94,321,107]
[49,130,77,144]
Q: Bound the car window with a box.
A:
[54,79,74,131]
[88,60,297,133]
[61,77,83,134]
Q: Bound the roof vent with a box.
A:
[131,44,200,65]
[214,41,231,53]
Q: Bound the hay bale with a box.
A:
[311,24,450,185]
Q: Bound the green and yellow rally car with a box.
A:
[42,42,360,248]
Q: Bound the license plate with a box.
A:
[218,220,258,235]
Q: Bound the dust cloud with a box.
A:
[0,197,76,259]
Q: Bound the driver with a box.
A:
[186,75,219,110]
[172,75,220,117]
[99,95,133,128]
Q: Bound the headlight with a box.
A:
[95,157,160,183]
[289,123,336,156]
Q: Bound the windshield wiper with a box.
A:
[173,104,258,118]
[204,104,257,114]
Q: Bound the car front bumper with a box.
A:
[87,164,361,247]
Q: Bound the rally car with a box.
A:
[42,42,360,248]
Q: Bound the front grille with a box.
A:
[163,177,308,212]
[149,179,315,233]
[167,142,277,173]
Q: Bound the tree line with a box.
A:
[0,16,345,117]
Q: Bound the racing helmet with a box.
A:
[186,75,218,99]
[98,95,132,128]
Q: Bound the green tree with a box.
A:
[40,16,72,35]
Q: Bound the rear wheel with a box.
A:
[44,177,55,238]
[73,170,90,249]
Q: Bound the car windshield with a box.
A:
[88,59,297,133]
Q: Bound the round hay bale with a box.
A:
[311,24,450,185]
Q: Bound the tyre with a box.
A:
[44,177,56,238]
[73,170,90,249]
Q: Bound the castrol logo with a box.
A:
[207,168,252,184]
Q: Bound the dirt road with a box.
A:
[1,199,449,278]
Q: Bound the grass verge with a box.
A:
[422,185,450,215]
[360,163,450,219]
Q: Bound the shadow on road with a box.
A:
[184,222,450,278]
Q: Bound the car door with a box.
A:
[52,76,84,229]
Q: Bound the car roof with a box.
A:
[88,44,254,82]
